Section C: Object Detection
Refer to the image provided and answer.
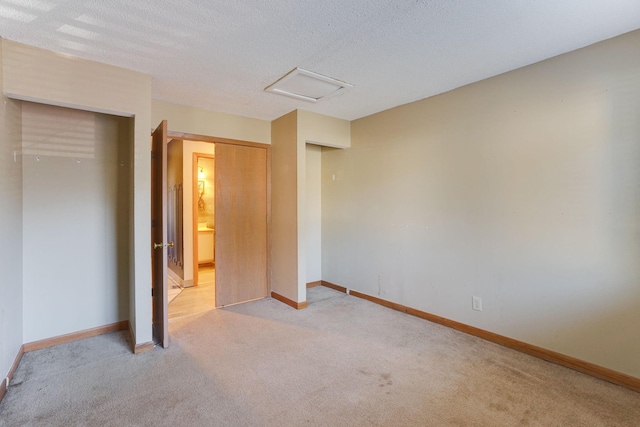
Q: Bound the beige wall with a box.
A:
[322,30,640,377]
[271,111,300,301]
[297,111,350,296]
[152,100,270,144]
[298,109,350,148]
[298,110,350,292]
[0,40,23,383]
[272,109,351,302]
[306,144,322,282]
[2,39,152,345]
[21,102,131,342]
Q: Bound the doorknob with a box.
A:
[153,241,174,249]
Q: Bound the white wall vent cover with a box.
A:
[265,68,353,103]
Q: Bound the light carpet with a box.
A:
[1,286,638,426]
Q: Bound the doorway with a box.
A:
[152,126,271,347]
[166,145,216,320]
[166,138,185,305]
[193,154,216,288]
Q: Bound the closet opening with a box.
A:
[21,101,133,346]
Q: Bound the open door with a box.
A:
[215,143,268,306]
[151,120,169,347]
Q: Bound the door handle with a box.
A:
[153,241,174,249]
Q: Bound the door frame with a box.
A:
[166,130,272,304]
[151,120,169,348]
[193,152,216,286]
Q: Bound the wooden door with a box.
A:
[215,143,268,306]
[151,120,169,347]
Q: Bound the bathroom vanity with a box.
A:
[197,224,215,264]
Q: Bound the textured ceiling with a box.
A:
[1,1,639,121]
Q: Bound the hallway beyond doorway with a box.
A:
[169,266,215,319]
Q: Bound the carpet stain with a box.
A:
[519,408,534,426]
[378,373,392,387]
[3,288,639,426]
[489,402,509,413]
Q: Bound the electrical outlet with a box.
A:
[472,296,482,311]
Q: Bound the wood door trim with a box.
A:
[193,152,216,287]
[192,152,198,286]
[167,132,271,297]
[265,147,272,295]
[167,131,270,149]
[151,120,169,348]
[169,132,272,307]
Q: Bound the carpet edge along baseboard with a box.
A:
[0,377,6,403]
[9,345,25,382]
[320,281,348,293]
[338,286,640,393]
[0,343,25,405]
[128,321,154,354]
[271,291,308,310]
[23,321,129,352]
[1,322,137,405]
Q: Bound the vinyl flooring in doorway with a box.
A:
[168,266,216,319]
[168,275,183,304]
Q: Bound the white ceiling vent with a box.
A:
[265,68,353,103]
